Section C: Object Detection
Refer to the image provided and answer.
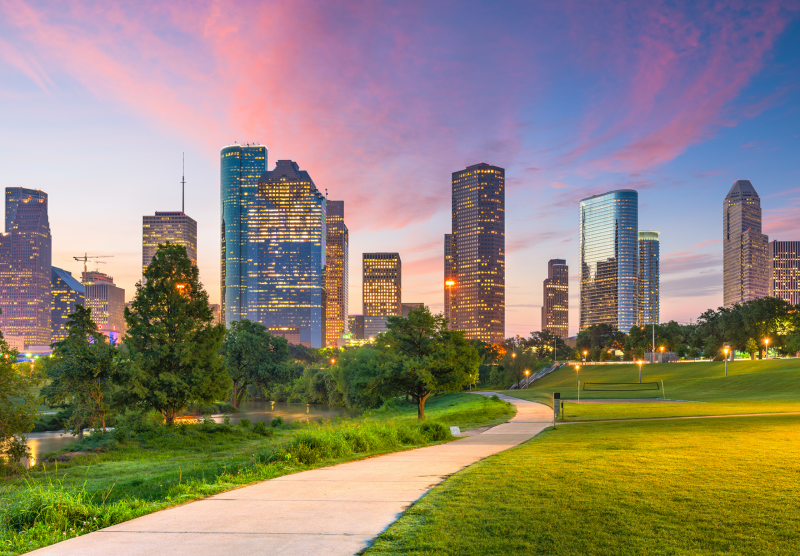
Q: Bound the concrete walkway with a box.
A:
[29,394,552,556]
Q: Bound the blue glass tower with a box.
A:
[579,190,638,333]
[247,160,327,348]
[220,144,267,325]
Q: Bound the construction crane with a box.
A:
[73,253,114,282]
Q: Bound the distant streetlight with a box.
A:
[575,364,580,390]
[524,369,529,388]
[583,350,588,363]
[638,360,643,383]
[660,346,665,363]
[330,358,336,365]
[764,338,770,359]
[723,347,729,376]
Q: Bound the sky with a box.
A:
[1,0,800,337]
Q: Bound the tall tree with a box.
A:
[0,319,38,466]
[222,319,290,409]
[119,243,228,424]
[43,305,117,433]
[373,307,480,419]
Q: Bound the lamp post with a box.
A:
[638,360,643,383]
[764,338,770,359]
[583,350,588,364]
[660,346,664,363]
[524,369,529,388]
[575,364,580,389]
[723,347,729,376]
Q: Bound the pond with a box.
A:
[21,401,358,468]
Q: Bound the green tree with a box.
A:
[333,346,384,408]
[119,243,229,424]
[221,319,290,409]
[373,307,480,419]
[43,305,117,434]
[745,338,759,359]
[0,324,38,467]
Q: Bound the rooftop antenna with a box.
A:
[181,152,185,213]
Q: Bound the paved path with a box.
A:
[29,394,551,556]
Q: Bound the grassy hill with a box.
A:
[505,359,800,420]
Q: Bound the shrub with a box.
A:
[270,416,284,428]
[417,421,450,441]
[222,414,231,426]
[252,422,273,436]
[238,418,251,428]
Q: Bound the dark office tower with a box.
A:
[769,241,800,304]
[348,315,365,340]
[51,267,85,344]
[363,253,401,316]
[325,200,348,347]
[83,271,126,343]
[221,144,268,325]
[638,231,660,325]
[247,160,326,348]
[579,190,638,333]
[542,259,568,339]
[450,163,505,343]
[444,233,455,328]
[723,180,768,307]
[402,303,424,316]
[143,212,198,275]
[0,187,52,347]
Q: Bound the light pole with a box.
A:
[583,350,588,364]
[524,369,529,388]
[575,364,580,389]
[723,347,729,376]
[638,360,643,383]
[660,346,664,363]
[764,338,770,359]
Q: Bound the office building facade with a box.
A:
[638,231,660,325]
[542,259,568,338]
[348,315,365,340]
[401,302,424,317]
[143,211,198,274]
[51,267,85,344]
[221,144,268,325]
[723,180,768,306]
[363,253,401,317]
[579,190,638,333]
[449,163,505,343]
[0,187,52,347]
[444,233,454,327]
[325,200,348,347]
[247,160,326,348]
[83,271,125,343]
[769,240,800,304]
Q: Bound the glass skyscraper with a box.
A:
[83,271,126,343]
[769,240,800,305]
[325,201,348,347]
[221,144,268,325]
[449,163,505,343]
[0,187,52,347]
[723,180,768,307]
[143,211,198,275]
[579,190,638,333]
[247,160,326,348]
[51,267,85,344]
[542,259,569,338]
[638,231,659,325]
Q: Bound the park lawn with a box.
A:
[365,414,800,556]
[0,393,515,556]
[507,359,800,420]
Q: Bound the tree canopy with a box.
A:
[372,307,480,419]
[118,243,228,424]
[0,315,38,466]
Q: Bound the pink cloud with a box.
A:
[0,34,52,91]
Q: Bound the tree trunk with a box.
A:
[417,390,430,420]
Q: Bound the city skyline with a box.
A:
[2,3,800,337]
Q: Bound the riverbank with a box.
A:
[0,393,514,556]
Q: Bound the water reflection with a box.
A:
[23,430,80,468]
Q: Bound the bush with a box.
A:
[252,422,273,436]
[270,416,284,428]
[238,418,251,428]
[417,421,449,441]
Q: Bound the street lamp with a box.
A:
[575,364,580,389]
[723,347,729,376]
[764,338,770,359]
[524,369,529,388]
[330,358,336,365]
[660,346,664,363]
[583,350,588,364]
[638,360,643,383]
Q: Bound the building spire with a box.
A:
[181,152,185,213]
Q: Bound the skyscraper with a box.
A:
[325,200,348,347]
[362,253,401,338]
[143,211,198,274]
[51,267,85,344]
[221,144,268,325]
[579,190,638,333]
[83,271,125,343]
[723,180,768,307]
[449,163,505,343]
[638,231,660,325]
[769,240,800,304]
[542,259,568,338]
[247,160,326,348]
[0,187,52,347]
[444,233,454,327]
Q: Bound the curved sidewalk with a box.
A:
[28,394,551,556]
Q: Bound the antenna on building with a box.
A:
[181,152,186,214]
[325,188,328,198]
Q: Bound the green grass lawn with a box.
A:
[506,359,800,420]
[0,393,515,556]
[366,414,800,555]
